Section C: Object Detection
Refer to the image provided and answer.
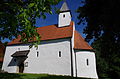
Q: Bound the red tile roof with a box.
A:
[8,21,92,50]
[8,22,73,45]
[74,31,93,50]
[0,41,5,62]
[37,22,73,41]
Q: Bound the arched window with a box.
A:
[59,51,61,57]
[37,51,39,57]
[86,59,89,66]
[63,14,65,18]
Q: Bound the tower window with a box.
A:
[63,14,65,18]
[37,51,39,57]
[59,51,61,57]
[86,59,89,66]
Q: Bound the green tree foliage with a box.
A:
[92,38,120,79]
[0,0,61,45]
[77,0,120,79]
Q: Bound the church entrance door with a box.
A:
[18,62,24,73]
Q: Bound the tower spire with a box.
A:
[60,1,69,12]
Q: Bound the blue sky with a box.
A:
[35,0,86,36]
[2,0,86,43]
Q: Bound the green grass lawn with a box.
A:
[0,73,91,79]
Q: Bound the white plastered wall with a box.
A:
[58,12,71,27]
[75,51,98,79]
[24,38,71,75]
[2,38,72,76]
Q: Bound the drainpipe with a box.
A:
[70,39,73,77]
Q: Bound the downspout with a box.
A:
[70,38,73,77]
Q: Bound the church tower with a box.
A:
[58,2,72,27]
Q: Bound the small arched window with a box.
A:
[37,51,39,57]
[59,51,61,57]
[86,59,89,66]
[63,14,65,18]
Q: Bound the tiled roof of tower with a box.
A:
[60,2,69,12]
[8,21,92,50]
[74,31,93,50]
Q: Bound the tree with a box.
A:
[77,0,120,79]
[0,0,61,45]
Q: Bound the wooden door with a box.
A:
[19,62,24,73]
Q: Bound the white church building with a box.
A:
[2,2,98,79]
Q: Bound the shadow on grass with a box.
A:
[37,75,89,79]
[0,73,91,79]
[0,73,24,79]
